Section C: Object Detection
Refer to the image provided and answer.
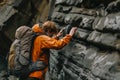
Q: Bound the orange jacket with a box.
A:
[29,24,72,79]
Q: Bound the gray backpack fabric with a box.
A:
[8,26,47,78]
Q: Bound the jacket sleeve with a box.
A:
[41,34,72,49]
[52,35,59,40]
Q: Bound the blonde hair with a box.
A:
[42,21,58,34]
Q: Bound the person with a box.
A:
[20,21,77,80]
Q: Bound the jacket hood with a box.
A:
[32,24,44,34]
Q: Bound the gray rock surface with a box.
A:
[48,0,120,80]
[1,0,120,80]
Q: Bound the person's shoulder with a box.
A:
[40,35,50,38]
[37,35,51,40]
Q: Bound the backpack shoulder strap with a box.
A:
[29,33,41,62]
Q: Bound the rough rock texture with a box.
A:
[48,0,120,80]
[1,0,120,80]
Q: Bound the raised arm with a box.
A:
[41,27,77,49]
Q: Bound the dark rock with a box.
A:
[55,0,83,6]
[80,16,95,30]
[94,13,120,32]
[1,0,120,80]
[0,5,17,27]
[87,31,120,50]
[54,5,72,13]
[64,14,82,26]
[106,0,120,13]
[48,0,120,80]
[71,7,99,16]
[51,12,65,23]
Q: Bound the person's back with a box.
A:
[8,26,47,79]
[20,21,77,80]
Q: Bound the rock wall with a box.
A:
[48,0,120,80]
[1,0,120,80]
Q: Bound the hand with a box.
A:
[56,28,65,37]
[69,27,77,36]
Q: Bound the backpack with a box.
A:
[8,26,47,78]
